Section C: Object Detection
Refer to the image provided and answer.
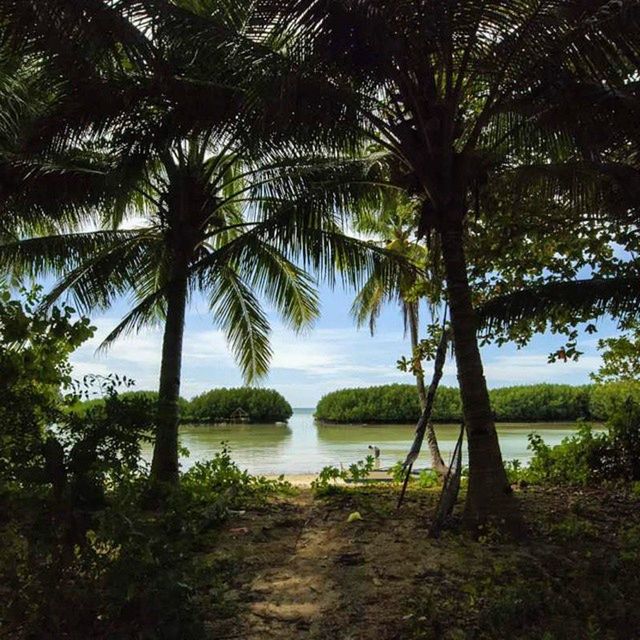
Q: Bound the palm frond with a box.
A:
[350,273,388,335]
[208,267,272,383]
[239,241,320,331]
[34,232,160,314]
[98,287,166,352]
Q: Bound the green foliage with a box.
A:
[417,469,440,488]
[0,288,291,637]
[0,287,94,487]
[504,459,526,484]
[1,479,209,639]
[1,449,291,640]
[311,456,375,495]
[71,390,190,420]
[180,445,293,510]
[315,383,610,423]
[490,384,591,421]
[592,322,640,383]
[390,460,407,483]
[524,402,640,486]
[315,384,460,423]
[388,461,440,488]
[525,427,608,486]
[589,381,640,421]
[187,387,293,423]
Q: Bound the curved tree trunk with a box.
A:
[150,270,188,485]
[406,301,447,475]
[439,223,521,532]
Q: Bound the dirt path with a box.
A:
[208,489,440,639]
[243,494,342,638]
[207,485,640,640]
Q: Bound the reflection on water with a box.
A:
[141,408,587,475]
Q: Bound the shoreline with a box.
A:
[265,473,317,486]
[265,469,398,486]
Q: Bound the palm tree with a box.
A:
[248,0,640,529]
[351,194,448,474]
[0,1,408,487]
[1,131,401,484]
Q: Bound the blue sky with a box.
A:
[68,281,619,408]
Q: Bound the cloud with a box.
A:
[68,308,605,406]
[483,353,602,386]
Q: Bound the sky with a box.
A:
[68,281,620,408]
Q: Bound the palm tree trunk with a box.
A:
[150,270,188,485]
[439,223,521,532]
[406,302,447,475]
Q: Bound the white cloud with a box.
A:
[68,308,605,406]
[483,353,602,386]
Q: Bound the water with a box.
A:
[141,408,586,475]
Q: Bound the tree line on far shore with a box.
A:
[315,382,640,424]
[74,388,293,424]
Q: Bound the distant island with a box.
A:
[74,387,293,424]
[186,387,292,423]
[314,382,640,424]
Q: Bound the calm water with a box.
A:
[141,408,585,475]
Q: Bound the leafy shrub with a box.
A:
[187,387,293,423]
[1,477,209,640]
[0,289,292,638]
[1,442,293,639]
[417,469,440,488]
[526,426,609,485]
[311,456,375,494]
[524,402,640,485]
[315,384,460,423]
[71,390,190,420]
[180,445,292,510]
[504,459,526,484]
[0,287,94,489]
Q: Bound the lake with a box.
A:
[141,408,585,475]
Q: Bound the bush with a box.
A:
[2,410,289,639]
[525,426,610,485]
[0,287,94,489]
[0,289,292,638]
[71,390,190,420]
[2,450,292,640]
[523,402,640,485]
[186,387,292,423]
[311,456,375,495]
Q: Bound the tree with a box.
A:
[351,193,447,473]
[249,0,640,529]
[477,273,640,375]
[592,323,640,383]
[0,286,94,489]
[1,133,401,485]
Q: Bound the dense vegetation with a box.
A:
[315,383,638,423]
[187,388,293,423]
[507,403,640,486]
[74,388,292,424]
[0,293,291,637]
